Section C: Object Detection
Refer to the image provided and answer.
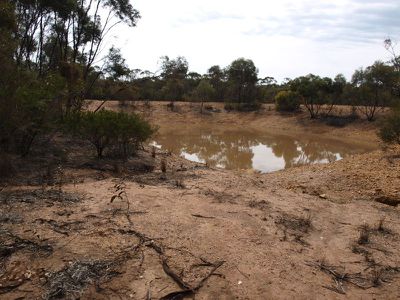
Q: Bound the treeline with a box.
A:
[1,0,399,162]
[0,0,155,159]
[90,50,400,120]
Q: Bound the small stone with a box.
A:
[319,194,327,199]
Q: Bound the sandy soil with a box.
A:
[0,102,399,299]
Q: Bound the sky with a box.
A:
[106,0,400,82]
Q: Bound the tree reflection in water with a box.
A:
[153,128,373,173]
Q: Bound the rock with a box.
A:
[319,194,327,199]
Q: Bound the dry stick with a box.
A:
[116,229,225,299]
[160,260,225,300]
[191,214,215,219]
[307,261,374,292]
[35,218,84,236]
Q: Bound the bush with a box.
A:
[65,110,156,158]
[321,114,359,128]
[275,91,301,112]
[224,102,261,112]
[378,107,400,145]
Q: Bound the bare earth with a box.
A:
[0,102,399,299]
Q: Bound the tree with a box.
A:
[351,61,397,121]
[258,76,280,103]
[275,91,301,112]
[378,106,400,145]
[159,56,188,101]
[13,0,140,112]
[0,0,141,155]
[290,74,334,118]
[207,65,226,100]
[384,39,400,98]
[226,58,258,104]
[193,80,215,113]
[331,74,346,105]
[65,110,155,158]
[104,46,132,81]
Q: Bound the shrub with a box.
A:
[224,102,261,112]
[65,110,156,158]
[378,107,400,145]
[275,91,301,112]
[0,152,15,178]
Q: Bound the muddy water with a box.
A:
[153,127,376,173]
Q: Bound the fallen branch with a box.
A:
[191,214,215,219]
[160,260,225,300]
[306,260,374,293]
[115,228,225,299]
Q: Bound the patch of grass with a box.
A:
[175,179,186,189]
[161,159,167,173]
[358,224,371,245]
[44,259,121,300]
[320,114,359,128]
[372,269,384,287]
[248,200,270,211]
[376,217,393,235]
[352,244,369,255]
[276,213,312,234]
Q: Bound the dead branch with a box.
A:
[191,214,215,219]
[115,228,225,299]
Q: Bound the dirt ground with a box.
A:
[0,102,399,299]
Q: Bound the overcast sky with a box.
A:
[107,0,400,82]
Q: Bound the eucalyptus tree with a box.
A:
[351,61,397,121]
[207,65,226,101]
[193,79,215,113]
[13,0,140,111]
[226,58,258,104]
[159,56,188,101]
[0,0,140,155]
[290,74,334,118]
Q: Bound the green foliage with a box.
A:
[351,61,398,121]
[290,74,335,118]
[194,80,214,100]
[207,65,226,100]
[224,102,262,112]
[193,79,215,112]
[158,56,189,101]
[226,58,258,104]
[64,110,155,158]
[104,47,132,80]
[0,0,141,156]
[275,90,301,112]
[378,107,400,145]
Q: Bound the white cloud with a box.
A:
[107,0,400,81]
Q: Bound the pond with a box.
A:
[152,127,375,173]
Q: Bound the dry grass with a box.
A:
[276,212,312,234]
[358,224,371,245]
[161,159,167,173]
[44,259,121,300]
[175,179,186,189]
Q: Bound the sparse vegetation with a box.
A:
[378,106,400,145]
[358,224,371,245]
[161,158,167,173]
[64,110,155,158]
[275,90,301,112]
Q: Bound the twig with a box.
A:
[191,214,215,219]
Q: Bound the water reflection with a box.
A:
[153,128,373,173]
